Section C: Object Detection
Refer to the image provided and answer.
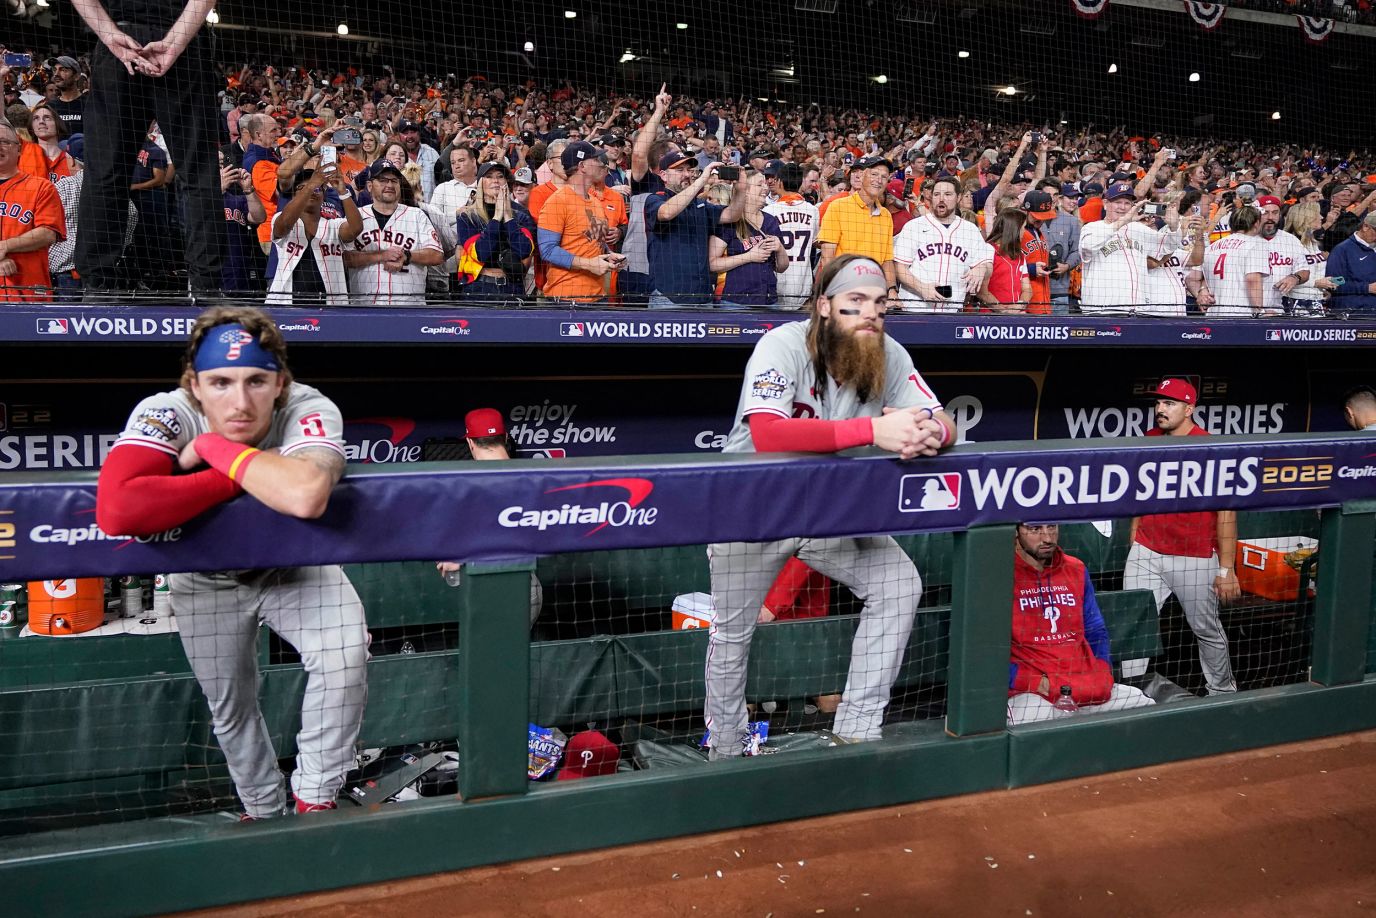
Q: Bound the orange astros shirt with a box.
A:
[0,170,65,302]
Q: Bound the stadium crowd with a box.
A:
[4,48,1376,315]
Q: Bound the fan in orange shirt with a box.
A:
[0,122,66,302]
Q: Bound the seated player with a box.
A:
[1007,522,1155,725]
[96,307,368,819]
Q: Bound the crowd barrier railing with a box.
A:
[0,433,1373,917]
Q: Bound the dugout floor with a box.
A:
[179,729,1376,918]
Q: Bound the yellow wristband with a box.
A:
[227,447,260,482]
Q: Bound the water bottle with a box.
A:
[119,575,143,618]
[152,574,172,618]
[1053,684,1079,713]
[443,566,462,588]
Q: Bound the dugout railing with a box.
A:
[0,434,1374,917]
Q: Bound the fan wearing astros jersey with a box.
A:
[704,255,955,760]
[892,176,992,313]
[345,160,443,306]
[1078,182,1180,315]
[0,120,65,302]
[95,307,368,820]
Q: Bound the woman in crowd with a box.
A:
[708,171,787,308]
[1283,202,1334,316]
[454,161,534,303]
[359,130,383,165]
[21,103,71,185]
[980,208,1030,313]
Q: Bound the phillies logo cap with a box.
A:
[1149,377,1197,405]
[464,407,507,439]
[555,730,620,780]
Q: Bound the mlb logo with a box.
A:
[527,448,568,459]
[37,318,69,335]
[1265,329,1282,341]
[560,323,585,337]
[898,473,962,513]
[955,326,976,340]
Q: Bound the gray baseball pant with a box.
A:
[171,565,370,817]
[705,536,922,756]
[1124,543,1238,694]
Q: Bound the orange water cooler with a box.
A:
[26,579,106,635]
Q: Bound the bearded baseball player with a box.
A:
[344,160,443,306]
[1124,377,1238,695]
[892,176,993,312]
[705,255,956,759]
[96,307,368,818]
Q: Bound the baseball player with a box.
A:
[1190,204,1268,317]
[0,121,65,302]
[1007,522,1155,724]
[1123,378,1238,695]
[893,177,992,312]
[344,161,444,306]
[1257,195,1311,315]
[95,307,368,818]
[763,162,820,308]
[1078,182,1180,314]
[705,255,956,760]
[266,167,363,306]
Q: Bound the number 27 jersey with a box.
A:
[764,194,820,307]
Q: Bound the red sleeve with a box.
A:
[748,412,874,453]
[763,557,813,616]
[96,444,244,537]
[1010,664,1044,696]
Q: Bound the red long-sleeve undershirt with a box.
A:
[748,412,874,453]
[96,444,243,537]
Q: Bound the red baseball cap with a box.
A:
[1149,377,1197,405]
[555,730,620,780]
[464,407,506,439]
[1257,194,1283,209]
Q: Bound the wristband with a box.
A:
[402,249,412,267]
[936,416,953,448]
[194,433,262,483]
[1216,567,1232,579]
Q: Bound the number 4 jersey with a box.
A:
[111,383,347,463]
[763,193,820,308]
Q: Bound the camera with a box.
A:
[1142,203,1163,216]
[334,128,363,146]
[717,166,740,181]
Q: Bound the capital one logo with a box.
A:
[498,477,658,535]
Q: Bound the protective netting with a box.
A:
[3,0,1376,313]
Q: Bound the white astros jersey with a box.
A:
[1201,232,1269,317]
[348,204,442,306]
[721,321,942,454]
[1078,220,1179,313]
[112,382,346,461]
[1141,237,1194,317]
[763,194,820,307]
[266,214,352,306]
[892,213,994,312]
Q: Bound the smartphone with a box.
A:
[1031,132,1043,144]
[1164,148,1178,160]
[1328,276,1345,287]
[334,127,362,146]
[3,52,33,69]
[717,165,740,181]
[1142,203,1163,216]
[903,175,915,198]
[319,146,338,173]
[935,285,953,299]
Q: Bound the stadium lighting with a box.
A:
[676,22,688,29]
[204,7,217,22]
[524,41,535,52]
[1107,63,1118,73]
[957,50,970,59]
[1189,71,1200,82]
[1002,85,1018,95]
[565,9,577,18]
[336,21,348,35]
[1271,111,1281,120]
[873,74,888,84]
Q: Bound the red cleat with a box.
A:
[293,793,338,815]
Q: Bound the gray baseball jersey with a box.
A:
[113,382,347,464]
[721,320,942,454]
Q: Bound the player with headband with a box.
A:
[96,306,368,819]
[704,254,956,759]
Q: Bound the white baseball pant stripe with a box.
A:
[1006,683,1156,725]
[171,565,370,817]
[1123,543,1238,694]
[705,536,922,755]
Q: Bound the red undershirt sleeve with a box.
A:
[748,412,874,453]
[96,444,244,538]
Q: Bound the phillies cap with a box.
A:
[1021,190,1056,220]
[555,730,620,780]
[513,166,535,185]
[886,178,907,199]
[561,140,605,172]
[1105,181,1136,201]
[1256,194,1283,209]
[1149,378,1197,405]
[464,408,507,439]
